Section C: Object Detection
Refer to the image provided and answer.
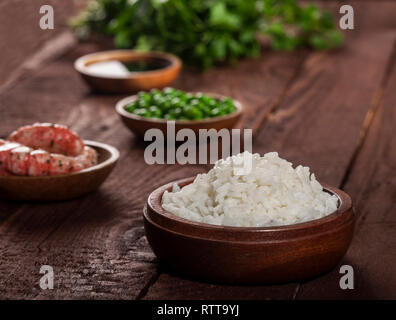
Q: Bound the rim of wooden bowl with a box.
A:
[115,92,243,125]
[146,176,354,239]
[74,50,182,80]
[0,140,120,180]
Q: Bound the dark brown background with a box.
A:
[0,0,395,299]
[0,1,77,89]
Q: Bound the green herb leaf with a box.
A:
[71,0,343,70]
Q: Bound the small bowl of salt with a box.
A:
[74,50,182,94]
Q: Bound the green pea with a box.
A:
[164,114,176,120]
[225,104,236,113]
[201,105,212,117]
[187,106,204,120]
[190,99,199,106]
[222,99,235,110]
[138,92,151,103]
[171,97,181,107]
[137,99,148,108]
[173,107,182,116]
[125,102,137,112]
[160,100,172,112]
[208,99,217,107]
[198,95,211,105]
[149,106,162,118]
[163,87,173,93]
[152,94,163,105]
[150,89,161,95]
[210,108,221,117]
[133,108,149,117]
[125,88,236,120]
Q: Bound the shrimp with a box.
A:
[0,139,13,176]
[0,140,98,177]
[0,139,7,166]
[29,146,97,176]
[0,140,21,170]
[8,123,85,157]
[7,146,32,175]
[74,146,98,169]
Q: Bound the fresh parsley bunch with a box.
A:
[71,0,342,69]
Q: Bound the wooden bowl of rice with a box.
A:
[144,177,355,284]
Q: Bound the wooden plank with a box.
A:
[0,0,76,89]
[357,1,396,32]
[0,45,90,136]
[257,32,396,300]
[0,43,152,299]
[138,53,308,300]
[173,51,305,133]
[145,16,396,301]
[144,274,297,300]
[0,42,303,298]
[2,1,396,300]
[253,30,395,186]
[297,39,396,299]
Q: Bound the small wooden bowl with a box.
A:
[74,50,182,93]
[0,141,119,202]
[116,93,243,137]
[144,177,355,284]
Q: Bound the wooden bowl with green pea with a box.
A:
[115,88,243,137]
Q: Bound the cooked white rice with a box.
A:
[161,152,339,227]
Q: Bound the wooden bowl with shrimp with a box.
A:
[0,141,119,201]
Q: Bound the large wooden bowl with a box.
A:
[74,50,182,93]
[144,177,355,284]
[0,141,119,202]
[116,93,243,137]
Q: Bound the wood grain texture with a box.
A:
[253,30,395,186]
[0,1,76,89]
[0,38,303,299]
[144,273,298,300]
[296,38,396,299]
[145,2,396,300]
[1,1,396,300]
[173,51,305,134]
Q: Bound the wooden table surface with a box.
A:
[0,1,395,300]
